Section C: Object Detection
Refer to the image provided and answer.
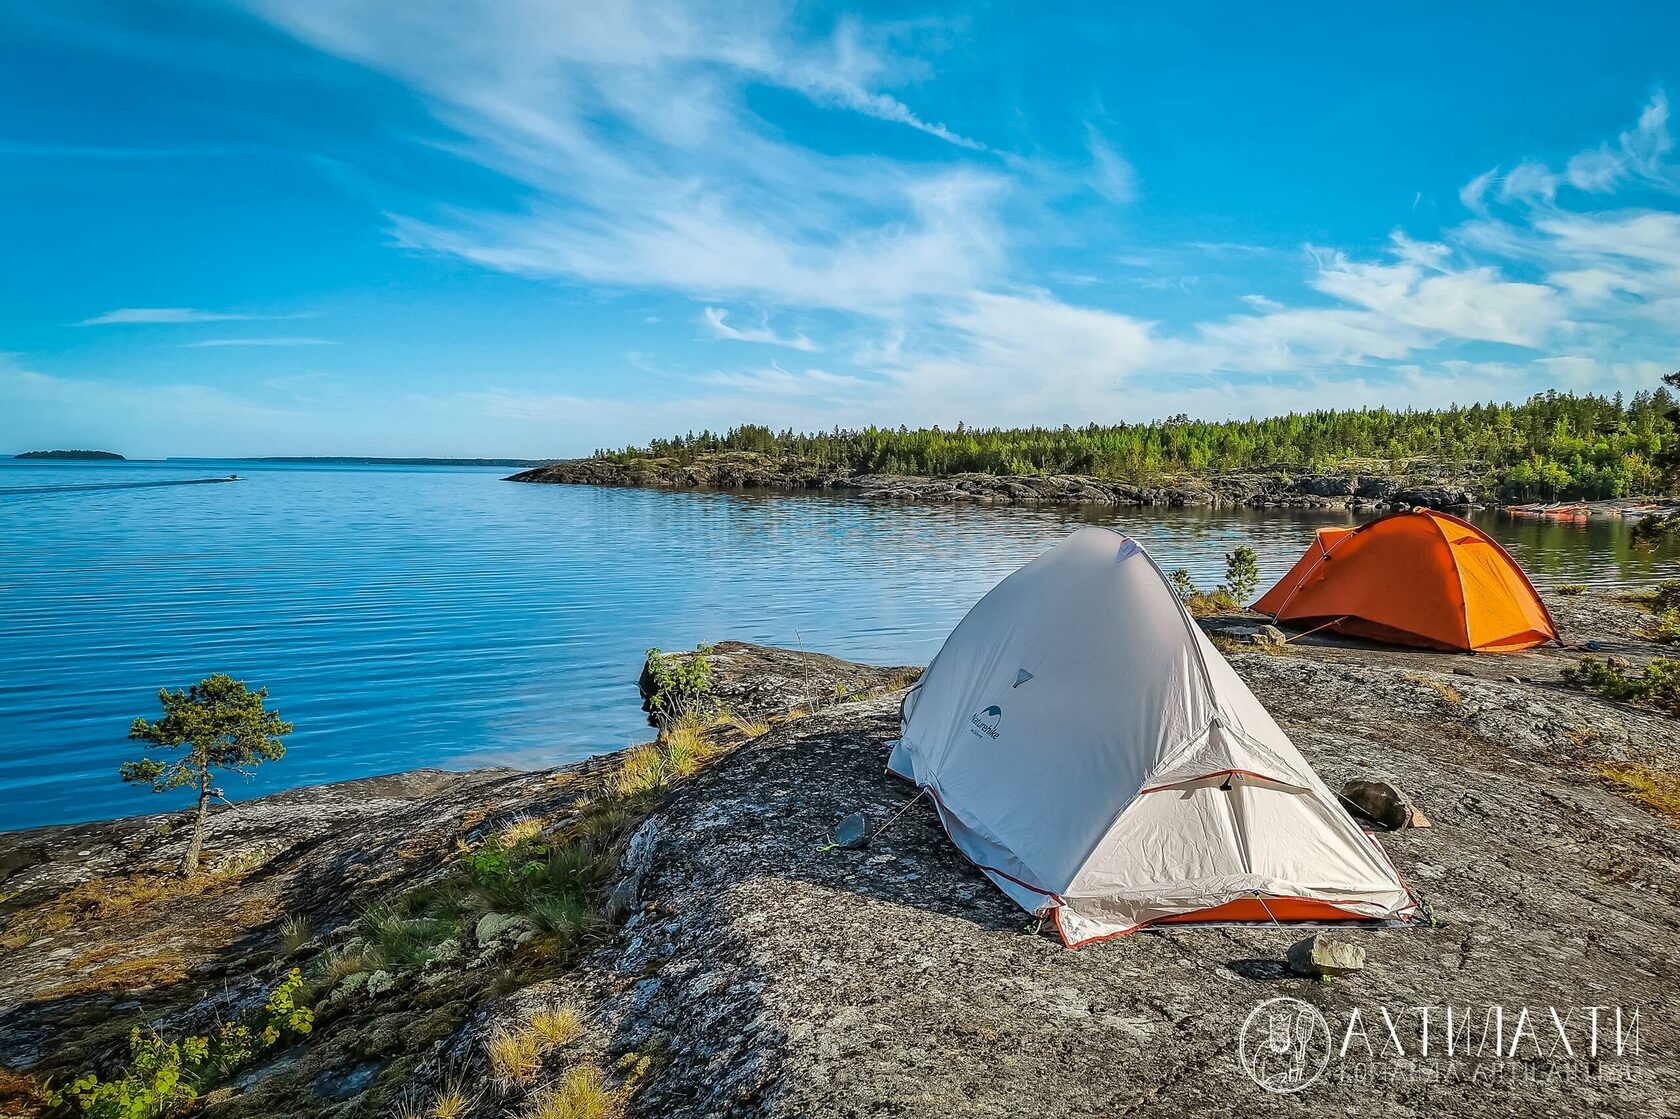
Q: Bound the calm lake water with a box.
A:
[3,458,1675,830]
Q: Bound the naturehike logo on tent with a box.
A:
[969,705,1003,740]
[1013,669,1034,688]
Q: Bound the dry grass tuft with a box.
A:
[1403,672,1463,706]
[520,1065,621,1119]
[718,708,772,738]
[1594,759,1680,824]
[392,1081,474,1119]
[500,816,545,847]
[1185,588,1241,618]
[609,744,667,800]
[432,1086,470,1119]
[528,1004,584,1048]
[884,669,923,690]
[487,1027,545,1088]
[279,912,312,954]
[488,1004,586,1090]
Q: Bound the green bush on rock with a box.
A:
[50,969,313,1118]
[1564,656,1680,714]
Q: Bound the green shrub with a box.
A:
[1168,568,1197,600]
[50,970,313,1118]
[1564,656,1680,713]
[1623,579,1680,613]
[642,645,715,726]
[1554,583,1587,596]
[1641,609,1680,645]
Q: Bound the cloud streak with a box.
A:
[80,307,310,326]
[184,337,337,347]
[701,308,816,351]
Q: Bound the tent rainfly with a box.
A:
[889,526,1419,947]
[1254,508,1561,653]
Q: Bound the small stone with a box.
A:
[1452,667,1475,677]
[833,811,870,850]
[1287,933,1365,978]
[1340,779,1420,830]
[1607,655,1633,671]
[1251,625,1288,647]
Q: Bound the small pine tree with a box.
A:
[1221,546,1260,605]
[123,675,293,875]
[1168,568,1198,600]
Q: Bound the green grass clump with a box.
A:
[1554,583,1587,596]
[1638,609,1680,645]
[1564,656,1680,713]
[357,902,460,970]
[1623,578,1680,613]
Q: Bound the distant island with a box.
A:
[14,449,125,460]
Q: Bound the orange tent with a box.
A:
[1254,508,1561,653]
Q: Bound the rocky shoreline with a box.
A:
[507,451,1490,510]
[2,598,1678,1116]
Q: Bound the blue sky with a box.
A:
[4,1,1680,458]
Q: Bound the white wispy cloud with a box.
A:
[1492,91,1672,203]
[184,337,337,348]
[701,308,816,351]
[80,307,257,325]
[1082,121,1136,203]
[242,0,1008,316]
[79,307,313,326]
[705,362,867,396]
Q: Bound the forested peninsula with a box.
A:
[511,387,1680,507]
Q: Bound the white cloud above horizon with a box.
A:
[228,3,1680,430]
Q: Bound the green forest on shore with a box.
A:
[597,387,1679,500]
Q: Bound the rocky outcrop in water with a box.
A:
[3,596,1677,1116]
[507,453,1487,510]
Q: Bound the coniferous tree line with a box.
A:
[597,387,1678,500]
